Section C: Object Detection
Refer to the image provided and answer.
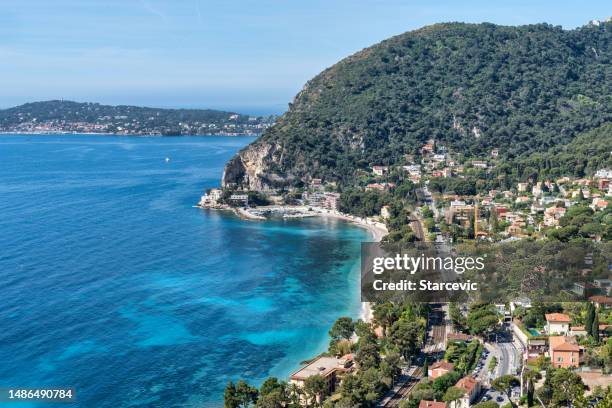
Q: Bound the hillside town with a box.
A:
[0,115,273,136]
[212,138,611,407]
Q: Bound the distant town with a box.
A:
[0,100,277,136]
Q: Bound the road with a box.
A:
[490,326,523,377]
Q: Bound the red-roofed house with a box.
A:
[419,401,447,408]
[428,361,455,379]
[589,296,612,309]
[454,376,481,407]
[545,313,571,335]
[549,336,582,368]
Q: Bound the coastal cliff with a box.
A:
[222,141,288,191]
[222,21,612,190]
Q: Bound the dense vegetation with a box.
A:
[225,21,612,189]
[489,124,612,188]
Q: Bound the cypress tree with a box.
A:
[527,377,535,407]
[489,209,499,233]
[585,303,595,336]
[592,311,600,342]
[423,358,429,377]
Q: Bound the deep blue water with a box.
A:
[0,135,369,407]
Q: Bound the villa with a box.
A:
[545,313,571,335]
[549,336,581,368]
[454,376,481,408]
[289,356,353,399]
[590,295,612,308]
[372,166,389,176]
[428,361,455,379]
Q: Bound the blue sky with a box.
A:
[0,1,609,114]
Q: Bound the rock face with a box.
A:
[222,21,612,190]
[222,142,278,191]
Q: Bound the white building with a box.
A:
[372,166,389,176]
[229,194,249,206]
[545,313,571,335]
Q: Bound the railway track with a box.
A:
[424,304,447,353]
[383,367,423,407]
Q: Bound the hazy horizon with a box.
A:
[1,0,610,114]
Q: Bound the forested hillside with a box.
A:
[223,21,611,190]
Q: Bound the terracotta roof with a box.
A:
[549,336,580,352]
[589,296,612,305]
[456,376,479,393]
[419,401,447,408]
[430,361,455,371]
[545,313,571,323]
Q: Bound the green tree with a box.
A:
[550,368,586,407]
[467,302,500,336]
[492,375,519,407]
[303,375,327,407]
[256,390,287,408]
[373,302,397,337]
[527,378,535,407]
[585,303,595,336]
[385,350,402,380]
[255,377,290,408]
[329,317,355,341]
[449,302,467,331]
[355,338,381,370]
[443,386,465,407]
[423,357,429,378]
[287,383,302,407]
[225,382,240,408]
[388,318,421,361]
[259,377,286,398]
[432,371,462,400]
[592,311,600,342]
[489,209,499,233]
[236,380,258,408]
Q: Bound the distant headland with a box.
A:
[0,100,277,136]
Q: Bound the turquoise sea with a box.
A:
[0,135,370,407]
